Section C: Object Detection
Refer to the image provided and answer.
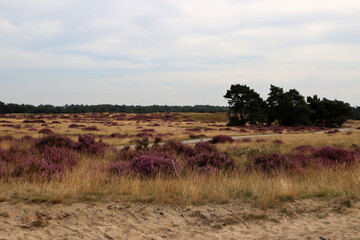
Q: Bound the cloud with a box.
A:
[0,0,359,105]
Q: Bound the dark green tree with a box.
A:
[307,96,353,127]
[224,84,267,125]
[353,106,360,120]
[266,85,311,126]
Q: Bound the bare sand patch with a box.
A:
[0,199,359,240]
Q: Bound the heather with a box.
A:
[109,141,236,177]
[249,146,358,174]
[0,134,106,181]
[0,113,359,206]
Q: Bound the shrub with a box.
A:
[108,161,131,176]
[35,134,75,152]
[21,135,34,141]
[68,124,85,128]
[162,141,196,158]
[38,128,54,135]
[187,151,236,172]
[240,138,252,142]
[292,145,315,154]
[42,146,79,169]
[130,154,179,177]
[35,134,72,151]
[76,134,107,156]
[273,139,284,144]
[211,135,234,144]
[194,141,218,153]
[110,133,127,138]
[189,134,206,139]
[251,153,292,173]
[313,146,356,166]
[23,119,45,123]
[82,126,99,131]
[136,133,153,138]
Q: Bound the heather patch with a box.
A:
[109,141,236,177]
[211,135,234,144]
[38,128,54,135]
[249,146,358,174]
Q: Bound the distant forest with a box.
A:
[0,102,227,114]
[0,100,359,122]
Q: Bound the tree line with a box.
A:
[224,84,357,128]
[0,102,228,114]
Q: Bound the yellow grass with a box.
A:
[0,113,359,207]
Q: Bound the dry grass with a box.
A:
[0,113,360,207]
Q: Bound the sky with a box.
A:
[0,0,359,106]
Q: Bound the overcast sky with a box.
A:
[0,0,359,106]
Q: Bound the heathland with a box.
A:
[0,112,359,239]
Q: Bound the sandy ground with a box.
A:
[0,199,359,240]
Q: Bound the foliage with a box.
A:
[0,102,228,114]
[211,135,234,144]
[250,146,358,174]
[35,134,75,152]
[307,95,354,128]
[75,134,107,156]
[0,143,79,181]
[130,154,179,177]
[224,84,353,127]
[224,84,267,125]
[353,106,360,120]
[109,141,237,177]
[267,85,311,126]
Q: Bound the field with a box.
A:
[1,113,360,239]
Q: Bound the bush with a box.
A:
[38,128,54,135]
[187,142,236,172]
[42,146,79,169]
[273,139,284,144]
[251,153,292,173]
[108,161,131,176]
[1,143,79,181]
[35,134,75,152]
[313,146,356,166]
[130,154,179,177]
[82,126,99,131]
[162,141,196,158]
[292,145,315,154]
[75,134,107,156]
[211,135,234,144]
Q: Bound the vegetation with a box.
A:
[224,84,354,127]
[353,106,360,120]
[0,102,227,114]
[0,113,359,207]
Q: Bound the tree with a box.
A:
[266,85,311,126]
[224,84,267,125]
[353,107,360,120]
[308,96,353,127]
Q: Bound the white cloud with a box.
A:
[0,0,359,105]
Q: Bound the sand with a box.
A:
[0,199,359,240]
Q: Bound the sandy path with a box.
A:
[114,128,355,150]
[0,199,359,240]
